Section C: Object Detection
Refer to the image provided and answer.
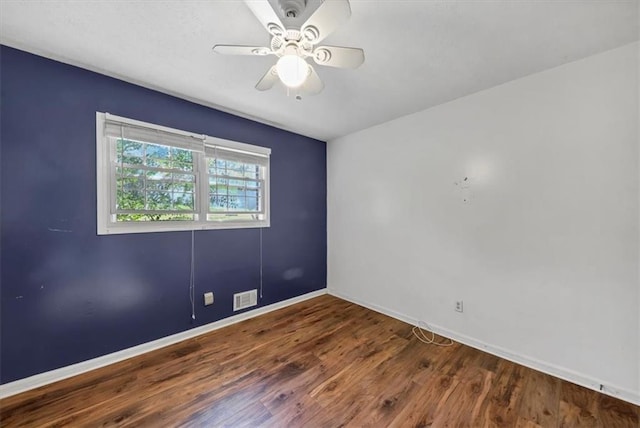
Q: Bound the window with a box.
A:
[96,112,270,234]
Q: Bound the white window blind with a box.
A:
[104,113,206,153]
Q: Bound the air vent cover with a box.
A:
[233,290,258,311]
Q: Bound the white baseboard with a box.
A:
[328,288,640,406]
[0,289,327,399]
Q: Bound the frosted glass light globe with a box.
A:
[276,55,309,88]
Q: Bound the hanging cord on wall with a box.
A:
[190,229,196,321]
[412,321,454,347]
[259,227,264,299]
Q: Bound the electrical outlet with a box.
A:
[204,292,214,306]
[455,300,463,313]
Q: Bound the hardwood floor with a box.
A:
[1,294,638,427]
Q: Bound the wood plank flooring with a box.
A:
[1,295,638,427]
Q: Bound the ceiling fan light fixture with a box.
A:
[276,55,309,88]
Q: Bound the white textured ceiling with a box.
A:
[1,0,638,141]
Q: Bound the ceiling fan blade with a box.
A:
[299,65,324,95]
[213,45,273,56]
[313,46,364,69]
[255,65,279,91]
[300,0,351,44]
[244,0,286,37]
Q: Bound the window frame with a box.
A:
[96,112,270,235]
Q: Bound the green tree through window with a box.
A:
[115,139,196,221]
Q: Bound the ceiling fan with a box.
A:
[213,0,365,96]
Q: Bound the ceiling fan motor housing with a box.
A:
[278,0,307,18]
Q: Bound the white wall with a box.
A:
[328,42,639,403]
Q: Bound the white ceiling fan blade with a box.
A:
[255,65,279,91]
[313,46,364,69]
[244,0,286,37]
[299,65,324,95]
[300,0,351,44]
[213,45,273,56]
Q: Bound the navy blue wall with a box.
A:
[0,46,327,384]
